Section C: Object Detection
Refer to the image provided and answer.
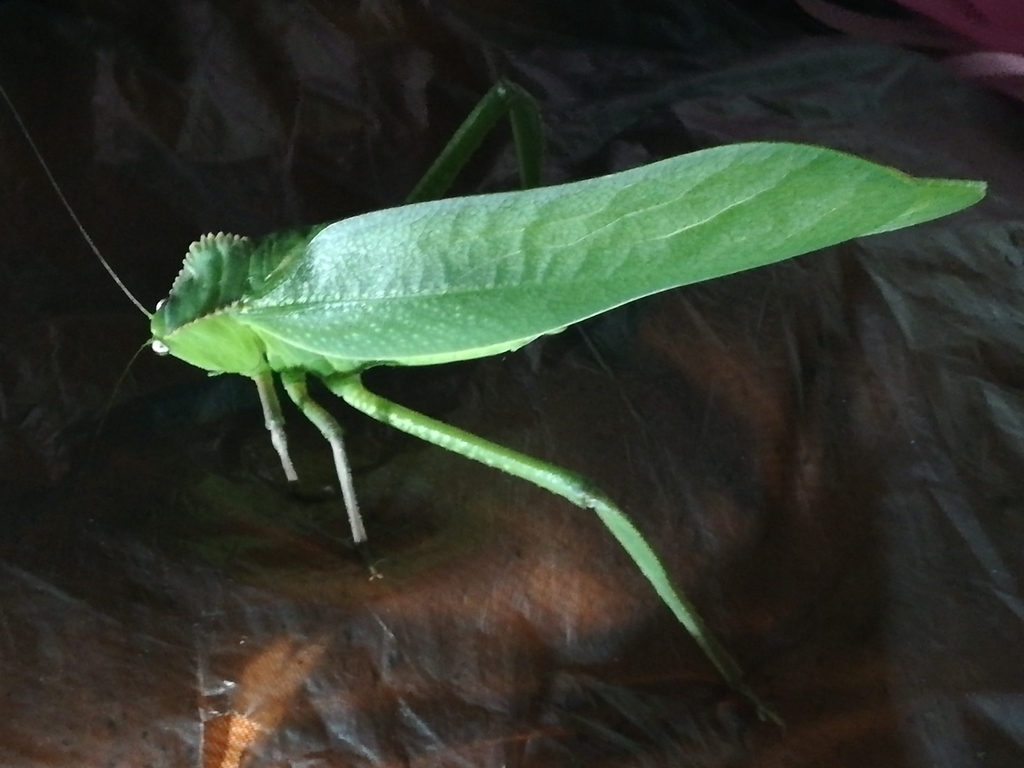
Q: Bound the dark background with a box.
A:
[1,1,1022,766]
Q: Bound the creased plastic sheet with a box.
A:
[0,1,1022,766]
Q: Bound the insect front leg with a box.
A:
[278,370,367,545]
[253,371,300,485]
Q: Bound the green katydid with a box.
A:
[3,80,984,722]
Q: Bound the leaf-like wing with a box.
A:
[239,142,983,366]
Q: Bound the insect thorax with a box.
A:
[149,227,322,375]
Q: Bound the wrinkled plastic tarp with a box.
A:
[1,1,1022,766]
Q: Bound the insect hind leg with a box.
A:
[278,371,367,545]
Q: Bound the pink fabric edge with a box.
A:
[794,0,1024,102]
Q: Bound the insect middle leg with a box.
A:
[276,371,367,544]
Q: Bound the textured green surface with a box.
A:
[223,142,983,368]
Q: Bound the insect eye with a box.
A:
[155,298,166,311]
[152,340,170,356]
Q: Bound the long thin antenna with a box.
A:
[0,82,152,318]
